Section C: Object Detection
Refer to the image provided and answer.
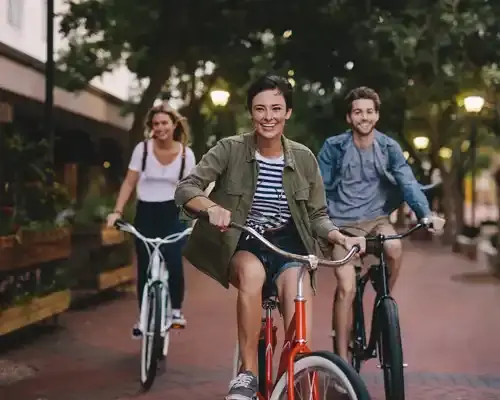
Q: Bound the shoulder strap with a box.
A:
[141,140,148,172]
[178,145,186,180]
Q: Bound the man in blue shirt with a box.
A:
[317,86,444,362]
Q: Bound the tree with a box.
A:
[271,0,500,240]
[57,0,272,157]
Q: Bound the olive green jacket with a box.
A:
[174,132,338,288]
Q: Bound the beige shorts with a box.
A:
[332,216,396,261]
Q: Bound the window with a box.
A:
[7,0,24,29]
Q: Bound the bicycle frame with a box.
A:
[259,265,315,400]
[351,223,428,365]
[115,220,192,336]
[187,208,360,400]
[353,242,391,363]
[139,246,170,336]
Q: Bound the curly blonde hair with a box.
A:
[144,102,191,146]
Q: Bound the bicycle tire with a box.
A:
[270,351,371,400]
[378,297,405,400]
[158,288,171,362]
[140,282,162,391]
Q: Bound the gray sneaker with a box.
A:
[225,371,258,400]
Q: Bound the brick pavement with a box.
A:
[1,241,500,399]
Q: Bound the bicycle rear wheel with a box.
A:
[378,297,405,400]
[270,351,371,400]
[140,282,162,391]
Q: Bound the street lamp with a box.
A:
[210,90,230,107]
[413,136,429,151]
[464,96,485,114]
[463,95,485,226]
[210,90,230,143]
[413,136,431,183]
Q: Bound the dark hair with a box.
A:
[345,86,381,114]
[246,74,293,111]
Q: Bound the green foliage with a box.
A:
[1,132,71,232]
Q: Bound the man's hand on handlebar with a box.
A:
[421,213,446,234]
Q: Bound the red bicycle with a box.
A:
[224,222,372,400]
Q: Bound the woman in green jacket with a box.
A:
[175,74,365,400]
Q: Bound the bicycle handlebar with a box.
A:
[340,222,431,242]
[114,219,193,245]
[190,208,360,270]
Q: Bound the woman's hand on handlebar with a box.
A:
[106,211,122,228]
[206,204,232,232]
[343,236,366,255]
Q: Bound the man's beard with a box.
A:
[351,123,374,136]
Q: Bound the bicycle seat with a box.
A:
[261,277,279,310]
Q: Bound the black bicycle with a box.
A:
[334,222,433,400]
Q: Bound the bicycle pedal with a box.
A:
[377,363,408,368]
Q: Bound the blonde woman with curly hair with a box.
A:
[108,102,196,336]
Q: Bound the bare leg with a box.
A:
[333,263,356,362]
[375,224,403,292]
[230,251,266,376]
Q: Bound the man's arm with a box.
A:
[174,140,230,212]
[388,140,432,219]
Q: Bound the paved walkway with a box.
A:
[1,241,500,399]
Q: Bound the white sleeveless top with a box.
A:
[129,140,196,202]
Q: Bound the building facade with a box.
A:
[0,0,138,200]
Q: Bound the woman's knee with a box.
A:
[231,251,266,294]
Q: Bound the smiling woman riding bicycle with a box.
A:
[174,74,366,400]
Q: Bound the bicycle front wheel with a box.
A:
[378,297,405,400]
[140,282,162,391]
[270,351,371,400]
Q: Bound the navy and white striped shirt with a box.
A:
[246,152,291,233]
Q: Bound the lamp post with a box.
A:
[210,90,230,142]
[464,95,485,226]
[45,0,55,165]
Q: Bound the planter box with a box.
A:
[100,226,125,246]
[0,290,70,336]
[98,264,134,290]
[0,228,71,272]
